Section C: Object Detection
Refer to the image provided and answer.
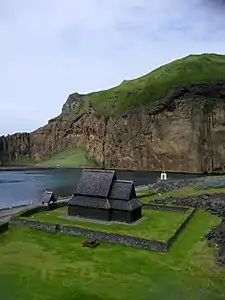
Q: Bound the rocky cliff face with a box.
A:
[0,133,31,165]
[1,81,225,173]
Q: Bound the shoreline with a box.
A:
[0,166,100,172]
[0,196,71,221]
[0,165,209,175]
[0,186,147,212]
[1,176,225,221]
[1,173,224,218]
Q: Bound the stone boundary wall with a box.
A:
[10,217,167,252]
[0,222,9,233]
[10,206,195,252]
[143,203,189,213]
[154,193,225,264]
[60,225,167,252]
[10,218,59,232]
[166,208,197,250]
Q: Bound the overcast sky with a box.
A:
[0,0,225,135]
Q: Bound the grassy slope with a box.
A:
[26,207,191,241]
[39,147,98,167]
[0,210,224,300]
[74,53,225,117]
[6,157,38,166]
[7,148,98,167]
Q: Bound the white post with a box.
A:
[160,172,167,181]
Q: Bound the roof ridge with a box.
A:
[115,179,133,183]
[84,169,115,173]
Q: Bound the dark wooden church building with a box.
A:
[68,169,142,223]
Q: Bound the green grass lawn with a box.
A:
[139,186,225,204]
[63,53,225,117]
[40,147,98,167]
[25,207,191,241]
[0,210,224,300]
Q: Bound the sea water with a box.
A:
[0,168,199,209]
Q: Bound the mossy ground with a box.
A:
[0,210,224,300]
[25,207,191,241]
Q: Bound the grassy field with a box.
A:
[39,148,98,167]
[139,186,225,204]
[0,210,224,300]
[6,157,38,166]
[63,54,225,117]
[25,206,191,241]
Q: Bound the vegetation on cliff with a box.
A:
[63,53,225,117]
[39,147,98,167]
[2,53,225,169]
[3,148,98,168]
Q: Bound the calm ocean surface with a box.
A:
[0,168,200,209]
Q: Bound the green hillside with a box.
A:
[40,147,98,167]
[66,53,225,117]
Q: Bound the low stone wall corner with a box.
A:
[166,208,196,250]
[0,221,9,233]
[10,218,59,233]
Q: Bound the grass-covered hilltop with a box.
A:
[62,53,225,116]
[1,53,225,172]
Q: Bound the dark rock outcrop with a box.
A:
[205,220,225,266]
[2,81,225,172]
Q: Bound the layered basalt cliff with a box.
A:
[1,81,225,173]
[0,133,31,165]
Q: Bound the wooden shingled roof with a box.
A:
[41,191,56,204]
[69,169,142,211]
[76,169,116,197]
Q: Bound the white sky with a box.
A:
[0,0,225,135]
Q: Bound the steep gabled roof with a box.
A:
[41,191,56,204]
[69,169,142,213]
[108,180,141,211]
[76,169,116,198]
[109,180,136,200]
